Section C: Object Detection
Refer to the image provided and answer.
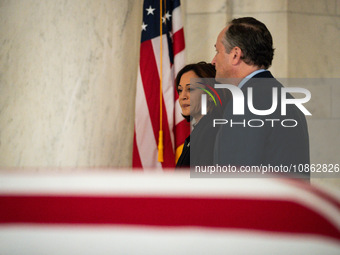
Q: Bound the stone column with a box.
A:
[286,0,340,187]
[184,0,229,64]
[0,0,142,167]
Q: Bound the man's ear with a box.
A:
[231,46,242,65]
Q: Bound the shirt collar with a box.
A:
[238,69,267,89]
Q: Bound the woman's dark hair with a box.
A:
[175,61,224,122]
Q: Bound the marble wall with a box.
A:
[184,0,229,65]
[285,0,340,187]
[0,0,142,167]
[184,0,289,77]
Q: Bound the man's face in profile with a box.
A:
[212,27,232,80]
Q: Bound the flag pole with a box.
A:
[158,0,164,162]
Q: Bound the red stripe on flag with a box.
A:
[174,119,190,148]
[139,41,175,167]
[1,195,339,241]
[174,82,179,101]
[284,179,340,210]
[172,28,185,56]
[132,130,142,169]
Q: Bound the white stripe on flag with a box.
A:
[175,98,185,125]
[173,50,186,126]
[135,70,162,168]
[173,50,185,80]
[172,6,183,34]
[1,226,339,255]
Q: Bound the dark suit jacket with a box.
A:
[176,109,222,168]
[213,71,310,170]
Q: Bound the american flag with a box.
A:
[1,171,339,254]
[133,0,189,168]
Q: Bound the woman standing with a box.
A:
[176,62,227,168]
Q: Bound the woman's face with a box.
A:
[178,70,204,121]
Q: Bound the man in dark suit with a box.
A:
[211,17,310,175]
